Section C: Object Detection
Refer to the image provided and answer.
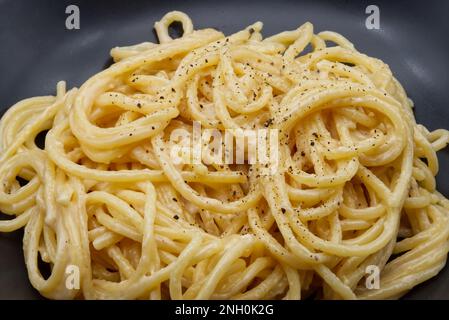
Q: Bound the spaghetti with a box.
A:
[1,11,449,299]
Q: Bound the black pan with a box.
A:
[1,0,448,299]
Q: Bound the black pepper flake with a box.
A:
[264,118,273,127]
[173,215,179,220]
[281,208,286,214]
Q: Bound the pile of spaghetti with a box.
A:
[1,11,449,299]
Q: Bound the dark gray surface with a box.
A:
[0,0,448,299]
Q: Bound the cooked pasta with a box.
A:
[1,11,449,299]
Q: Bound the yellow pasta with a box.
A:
[1,11,448,299]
